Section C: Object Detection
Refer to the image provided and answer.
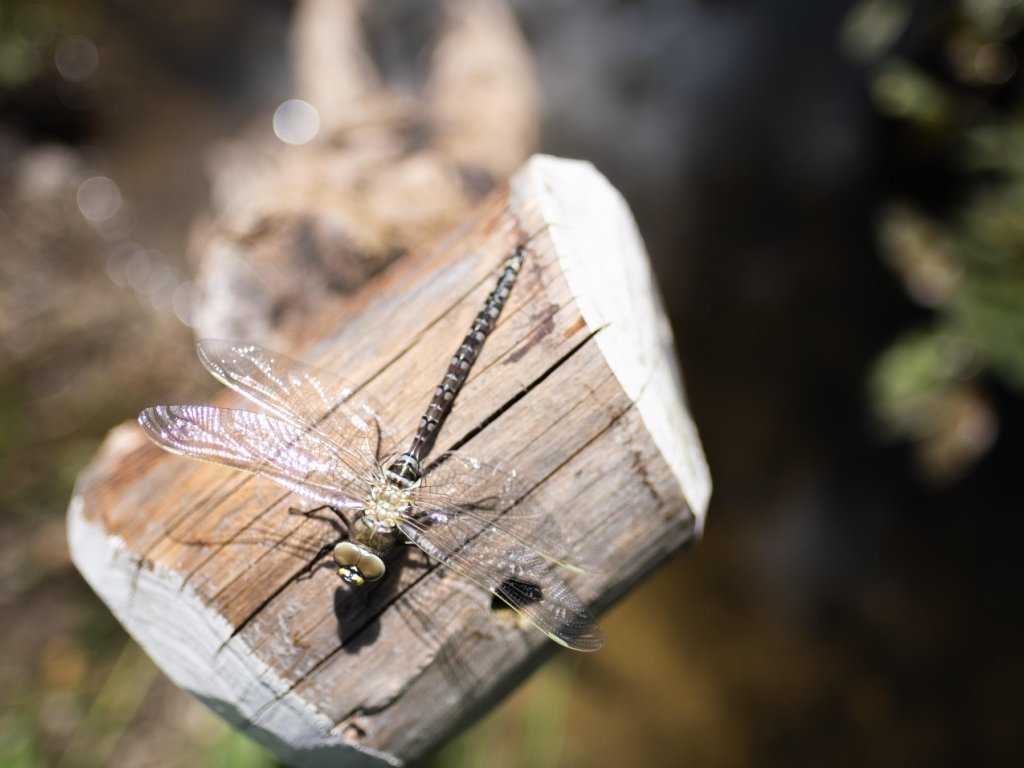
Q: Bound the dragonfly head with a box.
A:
[333,541,386,586]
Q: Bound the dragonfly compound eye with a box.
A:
[333,541,386,585]
[359,552,386,581]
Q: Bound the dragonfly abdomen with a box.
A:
[408,247,525,461]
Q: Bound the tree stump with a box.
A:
[67,155,711,767]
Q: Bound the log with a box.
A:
[67,155,711,767]
[191,0,538,348]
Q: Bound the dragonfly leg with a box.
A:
[368,413,386,463]
[288,505,360,581]
[288,504,353,531]
[295,542,340,581]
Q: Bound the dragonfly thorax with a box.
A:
[365,474,416,528]
[335,464,417,588]
[350,507,401,551]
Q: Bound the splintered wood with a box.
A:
[67,156,710,768]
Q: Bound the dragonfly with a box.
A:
[138,247,602,651]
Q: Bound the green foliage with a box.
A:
[848,0,1024,479]
[433,657,580,768]
[0,710,45,768]
[0,0,58,89]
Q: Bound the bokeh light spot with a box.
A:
[76,176,121,222]
[172,281,196,326]
[124,248,154,292]
[54,35,98,82]
[974,42,1016,85]
[273,99,320,145]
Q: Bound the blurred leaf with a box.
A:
[858,0,1024,479]
[879,203,960,308]
[433,657,578,768]
[870,329,997,481]
[55,640,158,768]
[871,59,952,125]
[965,121,1024,175]
[0,711,44,768]
[956,272,1024,390]
[841,0,911,63]
[0,36,38,87]
[961,0,1024,39]
[203,729,278,768]
[871,328,972,410]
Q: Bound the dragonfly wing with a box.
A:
[417,454,586,572]
[139,405,366,510]
[399,509,602,651]
[196,340,399,462]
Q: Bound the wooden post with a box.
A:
[67,155,711,767]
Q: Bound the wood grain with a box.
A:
[68,155,710,767]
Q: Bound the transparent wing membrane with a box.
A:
[399,511,602,651]
[197,340,400,462]
[418,454,587,572]
[138,405,367,510]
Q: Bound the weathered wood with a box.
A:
[67,155,711,767]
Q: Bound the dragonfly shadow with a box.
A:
[332,586,382,649]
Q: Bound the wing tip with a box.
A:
[137,404,183,445]
[550,620,604,652]
[137,404,163,432]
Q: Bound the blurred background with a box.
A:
[2,0,1023,765]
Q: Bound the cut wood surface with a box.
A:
[67,155,711,768]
